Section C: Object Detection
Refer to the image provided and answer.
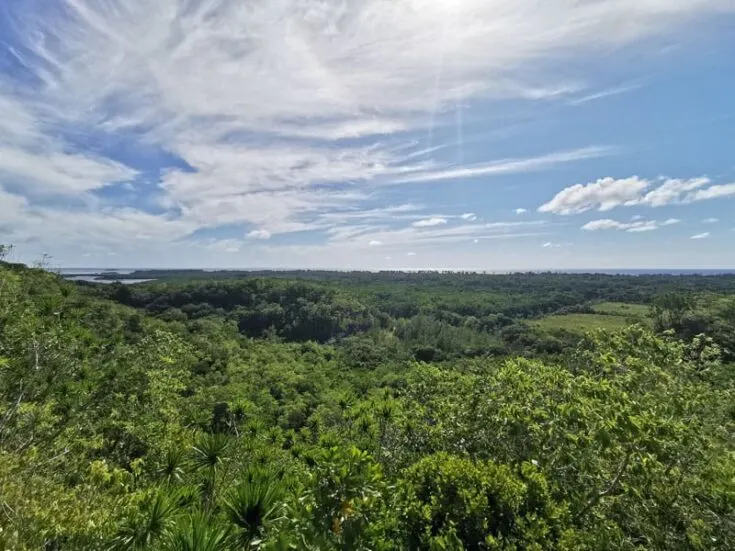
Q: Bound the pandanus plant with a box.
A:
[222,470,285,546]
[192,432,232,510]
[162,512,233,551]
[112,488,182,550]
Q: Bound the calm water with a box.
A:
[58,269,153,285]
[64,275,154,285]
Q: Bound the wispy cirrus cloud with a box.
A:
[390,146,613,184]
[567,84,641,106]
[0,184,194,248]
[329,220,549,250]
[581,218,659,233]
[1,0,733,266]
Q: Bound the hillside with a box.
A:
[1,262,734,549]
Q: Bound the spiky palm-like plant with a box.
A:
[192,433,231,474]
[158,447,187,485]
[113,488,181,550]
[192,433,232,508]
[222,474,284,544]
[162,513,233,551]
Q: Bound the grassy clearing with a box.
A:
[532,313,637,334]
[592,302,650,317]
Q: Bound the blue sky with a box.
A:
[1,0,734,270]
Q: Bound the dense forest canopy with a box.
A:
[1,257,733,549]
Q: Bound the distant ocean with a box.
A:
[57,268,735,277]
[549,269,735,276]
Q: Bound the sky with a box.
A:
[1,0,734,271]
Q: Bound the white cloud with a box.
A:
[460,213,477,221]
[208,239,243,253]
[18,0,731,139]
[515,208,528,215]
[581,218,658,232]
[540,175,734,215]
[0,147,137,195]
[636,177,710,208]
[702,218,719,224]
[413,217,448,228]
[691,232,710,240]
[1,193,195,252]
[685,183,735,202]
[542,242,561,248]
[627,222,659,233]
[328,220,547,251]
[406,251,416,256]
[661,218,681,226]
[631,215,644,221]
[540,177,650,215]
[391,147,612,184]
[567,84,641,106]
[0,186,29,221]
[246,229,272,240]
[1,0,733,266]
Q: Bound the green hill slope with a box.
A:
[1,262,733,549]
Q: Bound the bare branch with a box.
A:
[575,447,634,522]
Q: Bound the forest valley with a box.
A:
[0,253,734,549]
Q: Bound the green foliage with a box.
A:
[223,469,285,544]
[113,488,182,549]
[162,513,234,551]
[532,312,633,333]
[1,261,733,549]
[395,453,567,549]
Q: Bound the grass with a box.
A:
[532,302,652,334]
[591,302,650,317]
[532,313,634,334]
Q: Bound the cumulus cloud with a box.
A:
[540,175,734,215]
[413,217,448,228]
[369,240,382,247]
[461,213,478,221]
[685,183,735,203]
[540,177,650,215]
[661,218,681,226]
[246,229,272,240]
[515,208,528,215]
[691,232,710,240]
[637,177,711,207]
